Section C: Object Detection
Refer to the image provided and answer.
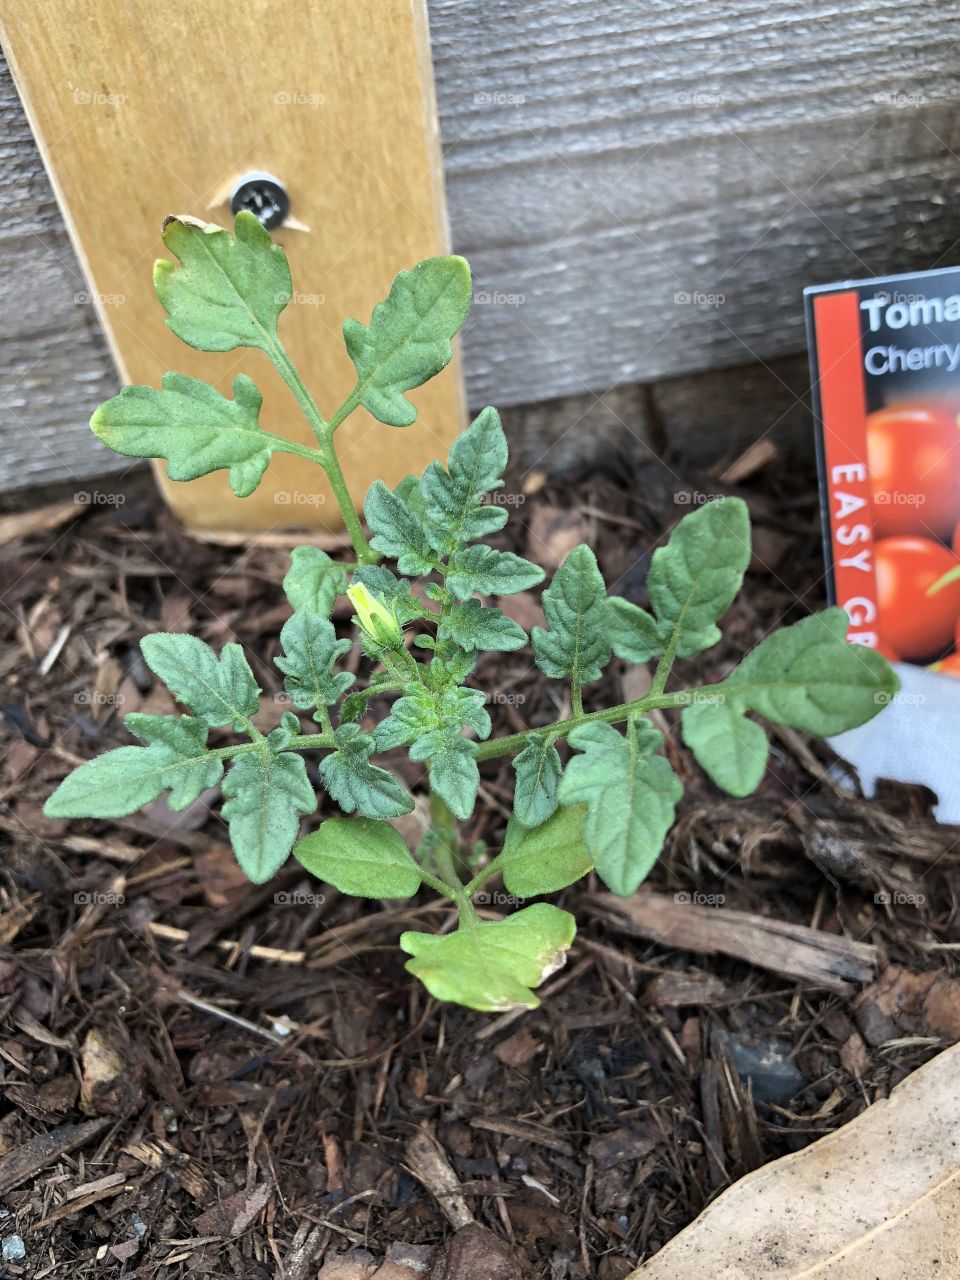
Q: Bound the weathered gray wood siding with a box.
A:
[3,0,960,490]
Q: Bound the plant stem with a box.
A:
[429,792,462,889]
[416,867,462,904]
[322,443,377,564]
[206,741,264,762]
[266,337,377,565]
[289,733,337,751]
[462,854,506,899]
[570,680,584,718]
[328,385,363,434]
[473,688,701,763]
[650,632,679,698]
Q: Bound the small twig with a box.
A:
[170,986,285,1043]
[148,921,305,965]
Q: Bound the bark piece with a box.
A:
[193,1181,272,1237]
[405,1127,474,1229]
[427,1224,520,1280]
[0,1118,110,1195]
[587,892,876,992]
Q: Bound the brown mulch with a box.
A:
[1,442,959,1279]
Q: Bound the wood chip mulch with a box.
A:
[1,442,958,1278]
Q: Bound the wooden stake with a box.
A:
[1,0,464,531]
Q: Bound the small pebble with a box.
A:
[3,1235,26,1262]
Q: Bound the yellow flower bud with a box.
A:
[347,583,403,648]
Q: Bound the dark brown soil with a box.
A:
[1,443,958,1278]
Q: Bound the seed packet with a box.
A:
[806,269,960,821]
[806,270,960,673]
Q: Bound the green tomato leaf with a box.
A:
[532,544,611,685]
[421,407,509,553]
[373,685,438,750]
[605,596,661,664]
[719,608,898,733]
[44,714,223,820]
[44,748,177,819]
[409,730,479,821]
[283,547,348,618]
[154,212,291,352]
[294,816,421,898]
[559,718,683,896]
[221,749,316,883]
[441,686,491,740]
[376,684,489,750]
[394,473,429,521]
[439,600,527,654]
[511,733,563,828]
[446,545,545,601]
[400,903,576,1011]
[364,480,435,575]
[123,712,223,808]
[319,724,414,819]
[275,613,354,711]
[500,805,593,897]
[139,634,260,730]
[680,696,769,798]
[649,497,751,658]
[343,256,472,427]
[268,711,303,753]
[91,372,274,499]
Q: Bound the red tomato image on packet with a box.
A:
[807,273,960,674]
[866,404,960,541]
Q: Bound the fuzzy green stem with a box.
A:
[429,792,462,888]
[328,385,364,434]
[265,338,377,565]
[650,633,680,698]
[473,688,701,763]
[462,854,506,899]
[321,443,377,565]
[570,680,584,718]
[289,733,337,751]
[206,741,264,762]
